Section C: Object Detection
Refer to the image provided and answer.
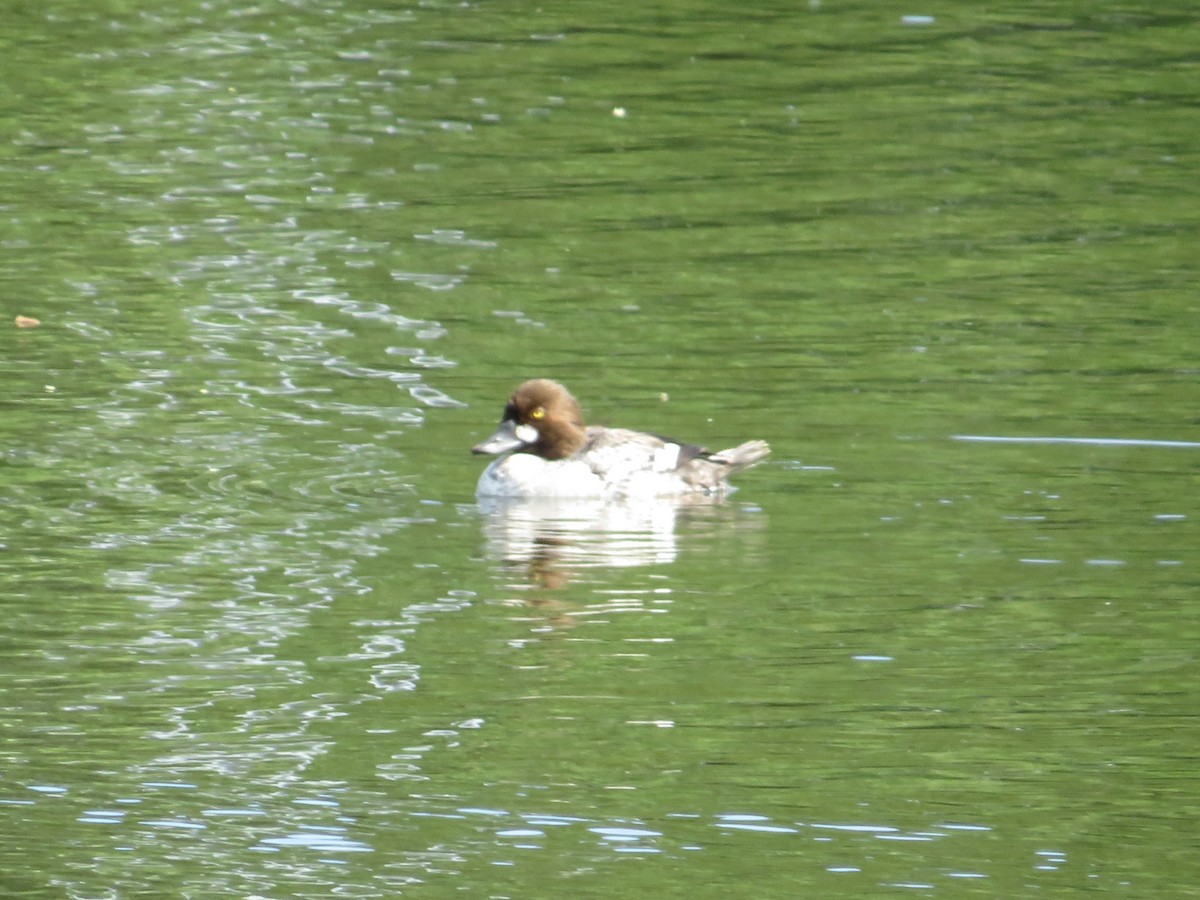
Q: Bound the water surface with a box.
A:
[2,1,1198,896]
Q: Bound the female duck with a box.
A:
[472,379,769,499]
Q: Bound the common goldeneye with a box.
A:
[472,379,770,499]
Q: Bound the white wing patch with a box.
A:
[652,442,681,471]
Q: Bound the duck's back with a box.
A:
[581,427,768,496]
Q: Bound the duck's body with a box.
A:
[472,379,769,499]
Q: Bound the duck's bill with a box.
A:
[472,420,537,455]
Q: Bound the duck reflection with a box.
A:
[477,494,748,589]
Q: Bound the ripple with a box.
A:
[139,818,206,831]
[409,384,468,408]
[590,826,661,841]
[390,270,465,292]
[954,434,1200,449]
[414,229,496,248]
[255,830,373,853]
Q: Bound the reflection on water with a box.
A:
[476,494,766,591]
[955,434,1200,449]
[478,495,682,567]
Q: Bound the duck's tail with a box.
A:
[709,440,771,474]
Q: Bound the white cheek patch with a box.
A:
[514,423,539,444]
[653,443,681,471]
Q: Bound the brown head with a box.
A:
[472,379,589,460]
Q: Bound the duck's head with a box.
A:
[472,379,588,460]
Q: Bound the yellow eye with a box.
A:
[531,407,546,420]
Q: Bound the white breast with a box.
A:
[477,454,607,499]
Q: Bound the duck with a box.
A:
[472,379,770,499]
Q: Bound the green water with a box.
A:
[2,1,1198,896]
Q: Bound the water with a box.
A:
[2,0,1198,896]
